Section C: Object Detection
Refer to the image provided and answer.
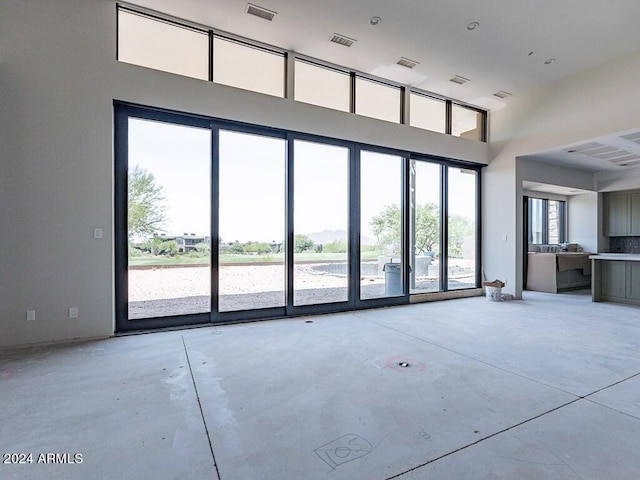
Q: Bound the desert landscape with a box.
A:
[128,261,474,319]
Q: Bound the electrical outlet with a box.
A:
[69,307,79,319]
[93,228,103,239]
[26,310,36,321]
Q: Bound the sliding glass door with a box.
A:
[409,160,441,293]
[218,130,286,312]
[293,140,350,306]
[126,118,211,320]
[360,150,405,300]
[116,104,482,332]
[447,167,478,290]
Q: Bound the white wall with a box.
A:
[485,50,640,298]
[596,166,640,192]
[522,190,568,203]
[0,0,489,347]
[567,193,598,253]
[517,159,595,192]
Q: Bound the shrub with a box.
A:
[228,242,245,254]
[157,240,178,256]
[323,240,347,253]
[244,242,272,254]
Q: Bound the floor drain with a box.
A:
[386,356,426,372]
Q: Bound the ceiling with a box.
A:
[524,128,640,173]
[523,181,592,197]
[129,0,640,174]
[131,0,640,109]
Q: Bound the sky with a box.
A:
[128,118,476,243]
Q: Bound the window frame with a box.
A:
[115,102,483,333]
[354,75,405,124]
[116,6,210,81]
[450,102,487,142]
[211,34,287,97]
[408,91,447,134]
[527,197,567,245]
[293,57,352,112]
[116,4,488,142]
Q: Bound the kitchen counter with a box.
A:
[590,254,640,305]
[590,253,640,261]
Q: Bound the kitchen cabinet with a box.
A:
[604,191,640,236]
[600,260,626,299]
[629,193,640,235]
[591,255,640,305]
[627,261,640,300]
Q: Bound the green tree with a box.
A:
[128,165,166,242]
[370,203,473,257]
[370,204,401,253]
[294,234,314,253]
[447,215,473,258]
[414,203,440,254]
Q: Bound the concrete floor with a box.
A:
[2,290,640,479]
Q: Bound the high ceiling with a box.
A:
[131,0,640,109]
[130,0,640,174]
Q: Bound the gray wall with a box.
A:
[596,167,640,192]
[0,0,488,347]
[568,193,598,254]
[484,49,640,298]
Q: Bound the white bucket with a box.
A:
[486,286,502,301]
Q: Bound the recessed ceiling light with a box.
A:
[544,58,556,65]
[467,21,479,31]
[370,16,382,26]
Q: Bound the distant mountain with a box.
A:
[306,229,376,246]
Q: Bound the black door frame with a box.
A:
[115,102,482,333]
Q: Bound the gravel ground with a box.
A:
[128,264,474,319]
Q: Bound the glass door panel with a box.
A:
[409,160,441,293]
[127,118,211,319]
[218,131,286,311]
[360,151,404,299]
[447,167,477,290]
[293,140,349,305]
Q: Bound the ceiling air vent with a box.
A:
[619,159,640,167]
[609,154,640,164]
[564,142,605,154]
[330,33,356,47]
[620,131,640,144]
[449,75,470,85]
[493,90,512,99]
[397,57,419,69]
[245,3,277,21]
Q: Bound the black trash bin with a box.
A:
[383,263,403,296]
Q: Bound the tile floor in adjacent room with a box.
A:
[2,290,640,479]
